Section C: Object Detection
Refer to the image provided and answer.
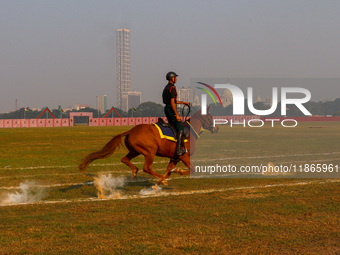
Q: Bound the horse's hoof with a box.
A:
[132,168,139,179]
[97,192,105,199]
[172,167,185,175]
[171,167,179,173]
[156,178,168,186]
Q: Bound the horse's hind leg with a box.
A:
[143,154,167,185]
[174,154,192,175]
[121,151,140,178]
[162,159,180,180]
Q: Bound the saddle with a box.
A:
[157,118,190,139]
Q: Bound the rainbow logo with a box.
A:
[196,82,223,106]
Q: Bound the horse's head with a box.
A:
[193,106,219,134]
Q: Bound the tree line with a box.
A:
[0,102,165,119]
[1,98,339,119]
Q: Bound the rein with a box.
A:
[182,105,213,139]
[189,105,213,131]
[181,104,191,122]
[183,120,201,140]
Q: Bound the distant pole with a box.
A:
[59,106,62,119]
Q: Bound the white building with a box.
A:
[122,91,141,112]
[178,87,191,103]
[97,95,107,113]
[74,104,91,110]
[116,28,131,109]
[221,88,233,107]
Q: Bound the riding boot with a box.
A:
[176,130,187,156]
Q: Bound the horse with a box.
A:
[78,106,218,185]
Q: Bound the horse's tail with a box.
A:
[79,131,130,172]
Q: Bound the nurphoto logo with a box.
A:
[196,81,312,128]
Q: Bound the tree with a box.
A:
[1,98,340,119]
[134,102,165,117]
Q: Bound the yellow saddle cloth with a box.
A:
[152,122,188,142]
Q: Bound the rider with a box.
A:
[162,71,190,156]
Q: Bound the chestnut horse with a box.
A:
[78,107,218,185]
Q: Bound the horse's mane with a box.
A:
[186,109,204,123]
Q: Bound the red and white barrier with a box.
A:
[62,119,70,127]
[0,116,339,128]
[30,119,38,128]
[106,118,114,126]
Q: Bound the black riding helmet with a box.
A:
[166,71,178,81]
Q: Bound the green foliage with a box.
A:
[1,98,339,119]
[105,102,165,118]
[130,101,165,117]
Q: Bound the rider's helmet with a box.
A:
[166,71,178,81]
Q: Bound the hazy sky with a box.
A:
[1,0,340,113]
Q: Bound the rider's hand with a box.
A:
[176,115,181,122]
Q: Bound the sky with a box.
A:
[1,0,340,113]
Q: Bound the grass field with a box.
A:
[0,122,339,254]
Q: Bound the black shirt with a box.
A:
[162,83,177,105]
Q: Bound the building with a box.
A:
[221,88,233,107]
[74,104,91,110]
[178,87,191,103]
[97,95,107,113]
[116,28,131,109]
[193,94,200,106]
[31,107,42,112]
[62,106,73,112]
[264,96,272,105]
[121,91,141,112]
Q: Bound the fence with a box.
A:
[0,116,339,128]
[0,117,164,128]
